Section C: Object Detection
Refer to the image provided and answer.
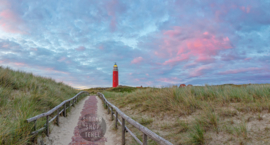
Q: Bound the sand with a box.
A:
[38,96,117,145]
[96,96,120,145]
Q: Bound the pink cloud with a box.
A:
[110,17,117,32]
[57,56,72,64]
[158,27,232,66]
[14,62,27,66]
[99,45,104,50]
[189,65,212,77]
[246,7,251,13]
[213,4,231,22]
[184,62,197,68]
[203,32,209,35]
[163,26,181,38]
[0,8,25,34]
[58,57,66,62]
[240,6,251,13]
[218,67,261,75]
[0,59,27,67]
[163,55,189,65]
[131,57,143,64]
[1,43,9,48]
[105,0,120,32]
[0,59,29,67]
[145,81,153,86]
[157,77,181,83]
[31,48,38,51]
[0,59,69,75]
[134,78,140,81]
[75,46,86,51]
[43,67,69,74]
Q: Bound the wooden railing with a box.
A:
[97,92,173,145]
[26,91,89,136]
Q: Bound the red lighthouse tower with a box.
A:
[112,63,119,87]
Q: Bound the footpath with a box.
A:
[69,96,106,145]
[42,96,116,145]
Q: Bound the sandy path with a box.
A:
[96,96,119,145]
[39,96,117,145]
[40,96,89,145]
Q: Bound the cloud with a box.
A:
[0,0,269,88]
[131,57,143,64]
[240,6,251,13]
[75,46,86,51]
[218,67,261,75]
[157,77,182,84]
[189,65,213,77]
[0,0,26,34]
[155,27,233,66]
[104,0,127,32]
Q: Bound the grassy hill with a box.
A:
[101,84,270,145]
[84,85,148,94]
[0,66,81,145]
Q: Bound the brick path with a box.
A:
[69,96,107,145]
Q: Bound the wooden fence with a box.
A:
[97,92,173,145]
[26,91,89,136]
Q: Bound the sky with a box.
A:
[0,0,270,89]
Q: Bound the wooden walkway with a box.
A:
[69,96,107,145]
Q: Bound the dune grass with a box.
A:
[84,85,146,94]
[102,84,270,144]
[0,66,82,145]
[104,84,270,114]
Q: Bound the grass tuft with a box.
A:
[139,117,153,126]
[189,123,205,145]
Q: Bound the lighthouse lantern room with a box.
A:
[112,63,119,87]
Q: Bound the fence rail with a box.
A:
[97,92,173,145]
[26,91,89,136]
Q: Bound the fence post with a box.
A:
[107,105,110,114]
[57,108,59,126]
[73,99,75,106]
[46,116,49,136]
[34,120,36,131]
[122,118,125,145]
[111,108,114,120]
[143,133,147,145]
[64,103,67,117]
[115,111,118,129]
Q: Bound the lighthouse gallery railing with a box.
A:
[97,92,173,145]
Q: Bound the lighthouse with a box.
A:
[112,63,119,87]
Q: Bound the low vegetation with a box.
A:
[0,66,82,145]
[102,84,270,144]
[85,85,147,94]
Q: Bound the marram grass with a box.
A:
[102,84,270,144]
[104,84,270,115]
[0,66,81,145]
